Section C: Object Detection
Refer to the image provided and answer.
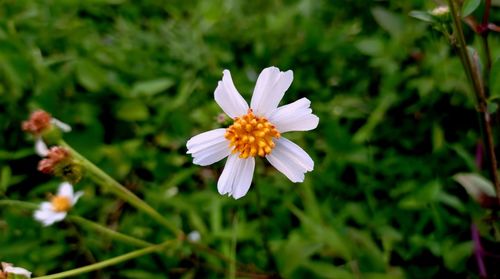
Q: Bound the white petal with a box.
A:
[35,138,49,157]
[72,191,84,205]
[214,70,249,118]
[46,212,67,225]
[51,118,72,132]
[34,208,54,222]
[268,98,319,133]
[34,207,66,226]
[4,266,32,278]
[265,137,314,183]
[187,129,231,166]
[250,67,293,117]
[217,154,255,199]
[57,182,74,198]
[39,201,53,211]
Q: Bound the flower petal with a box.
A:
[57,182,74,198]
[46,212,67,226]
[4,266,32,278]
[39,201,53,211]
[187,129,231,166]
[72,191,84,205]
[265,137,314,183]
[35,138,49,157]
[217,154,255,199]
[250,67,293,117]
[214,70,249,118]
[34,208,53,222]
[268,98,319,133]
[51,118,72,132]
[34,207,66,226]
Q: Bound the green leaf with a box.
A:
[76,59,108,92]
[0,166,11,192]
[371,7,404,37]
[490,57,500,99]
[302,261,353,279]
[453,173,496,200]
[409,11,436,23]
[131,78,174,97]
[443,241,473,270]
[461,0,481,17]
[356,38,384,56]
[115,100,150,121]
[467,46,483,89]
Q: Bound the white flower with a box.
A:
[187,230,201,242]
[33,182,83,226]
[2,262,31,279]
[187,66,319,199]
[430,6,449,17]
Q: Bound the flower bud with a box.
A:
[430,6,449,17]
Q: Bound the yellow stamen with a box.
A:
[225,109,280,158]
[51,196,72,212]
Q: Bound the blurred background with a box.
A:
[1,0,500,278]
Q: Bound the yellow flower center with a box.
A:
[225,109,280,158]
[51,196,72,212]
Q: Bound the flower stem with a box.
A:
[32,240,177,279]
[68,215,153,248]
[0,199,153,248]
[58,140,184,238]
[447,0,500,203]
[0,199,38,210]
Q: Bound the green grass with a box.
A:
[1,0,500,278]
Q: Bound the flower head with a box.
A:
[22,110,72,157]
[1,263,31,279]
[38,146,71,174]
[187,67,319,199]
[37,146,83,184]
[34,182,83,226]
[22,110,52,135]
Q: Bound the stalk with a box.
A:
[447,0,500,203]
[58,140,184,238]
[32,240,177,279]
[68,215,153,248]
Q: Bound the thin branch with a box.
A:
[447,0,500,204]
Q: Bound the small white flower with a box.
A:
[430,6,449,17]
[33,182,83,226]
[187,66,319,199]
[187,230,201,242]
[2,263,31,279]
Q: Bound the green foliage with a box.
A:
[1,0,499,278]
[462,0,482,17]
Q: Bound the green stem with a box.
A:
[32,240,177,279]
[447,0,500,203]
[0,199,153,248]
[0,199,38,210]
[58,140,184,238]
[68,215,153,248]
